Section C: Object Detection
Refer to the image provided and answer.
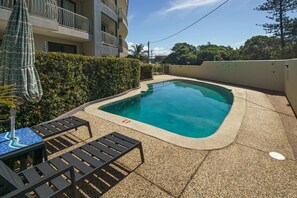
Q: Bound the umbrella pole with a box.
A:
[10,108,16,140]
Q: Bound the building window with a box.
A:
[48,42,77,54]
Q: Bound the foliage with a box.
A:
[285,18,297,58]
[163,42,240,65]
[129,44,148,61]
[0,85,18,109]
[140,64,153,80]
[0,52,141,129]
[166,43,197,65]
[255,0,297,57]
[154,56,167,64]
[196,44,239,65]
[239,36,281,60]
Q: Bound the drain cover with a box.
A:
[269,152,285,160]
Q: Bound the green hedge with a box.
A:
[1,52,140,129]
[140,64,153,80]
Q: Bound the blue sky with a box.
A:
[126,0,271,55]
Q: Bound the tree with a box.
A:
[240,35,281,60]
[285,18,297,58]
[167,43,197,65]
[196,44,239,64]
[255,0,297,58]
[129,44,148,61]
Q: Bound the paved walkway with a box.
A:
[48,76,297,197]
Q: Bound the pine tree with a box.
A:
[255,0,297,58]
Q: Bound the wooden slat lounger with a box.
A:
[0,132,144,198]
[31,116,93,139]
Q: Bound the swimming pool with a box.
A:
[100,80,233,138]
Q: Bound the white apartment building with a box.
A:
[0,0,129,57]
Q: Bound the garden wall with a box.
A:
[284,59,297,115]
[168,59,297,114]
[168,60,285,92]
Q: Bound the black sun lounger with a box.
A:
[31,116,93,139]
[0,132,144,198]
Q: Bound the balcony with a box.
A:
[119,8,128,27]
[0,0,58,20]
[0,0,90,33]
[102,31,118,47]
[101,0,117,13]
[57,7,90,32]
[120,39,128,57]
[120,39,128,52]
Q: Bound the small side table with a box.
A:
[0,128,47,172]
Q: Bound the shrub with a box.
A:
[1,52,140,129]
[140,64,153,80]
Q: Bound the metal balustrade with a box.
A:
[0,0,58,20]
[102,31,118,47]
[57,7,90,32]
[0,0,90,32]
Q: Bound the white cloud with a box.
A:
[152,47,171,56]
[127,42,148,52]
[159,0,223,14]
[127,42,135,50]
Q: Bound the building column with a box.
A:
[94,0,102,56]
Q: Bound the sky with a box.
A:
[126,0,272,56]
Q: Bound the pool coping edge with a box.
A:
[84,76,247,150]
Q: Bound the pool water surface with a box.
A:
[101,81,233,138]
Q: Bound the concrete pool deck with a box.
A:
[47,75,297,197]
[85,76,246,150]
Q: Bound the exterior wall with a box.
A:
[0,0,129,57]
[284,59,297,115]
[169,60,285,92]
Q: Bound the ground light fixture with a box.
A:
[269,152,286,160]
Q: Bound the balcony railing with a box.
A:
[101,0,117,13]
[57,7,90,32]
[122,39,128,50]
[119,8,128,26]
[0,0,58,20]
[102,31,118,47]
[120,39,128,53]
[0,0,90,32]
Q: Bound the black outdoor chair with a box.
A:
[31,116,93,139]
[0,132,144,198]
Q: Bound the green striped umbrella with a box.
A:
[0,0,43,139]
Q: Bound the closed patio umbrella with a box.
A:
[0,0,43,140]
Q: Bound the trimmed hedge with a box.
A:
[1,52,140,129]
[140,64,153,80]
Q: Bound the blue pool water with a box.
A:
[101,80,233,138]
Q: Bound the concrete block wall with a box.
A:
[168,59,297,114]
[284,59,297,115]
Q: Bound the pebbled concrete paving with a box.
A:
[181,144,297,197]
[267,93,297,160]
[236,90,295,160]
[46,76,297,197]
